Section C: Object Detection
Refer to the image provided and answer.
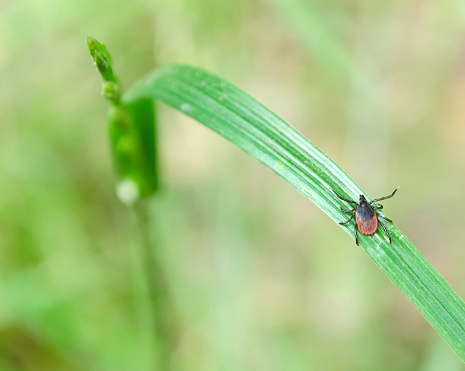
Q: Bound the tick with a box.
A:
[331,188,398,245]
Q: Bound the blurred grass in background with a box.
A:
[1,0,465,370]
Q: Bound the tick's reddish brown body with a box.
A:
[355,205,378,235]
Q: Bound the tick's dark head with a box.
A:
[359,195,368,204]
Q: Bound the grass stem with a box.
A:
[133,200,176,370]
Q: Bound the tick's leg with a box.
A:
[355,224,359,245]
[377,214,392,223]
[372,204,383,210]
[340,207,356,213]
[331,189,357,205]
[370,188,398,204]
[378,219,391,243]
[339,213,355,225]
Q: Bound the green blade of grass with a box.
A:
[123,64,465,360]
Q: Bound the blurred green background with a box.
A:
[2,0,465,370]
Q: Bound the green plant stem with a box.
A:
[133,201,176,371]
[88,37,174,368]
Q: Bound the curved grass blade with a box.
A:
[123,64,465,360]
